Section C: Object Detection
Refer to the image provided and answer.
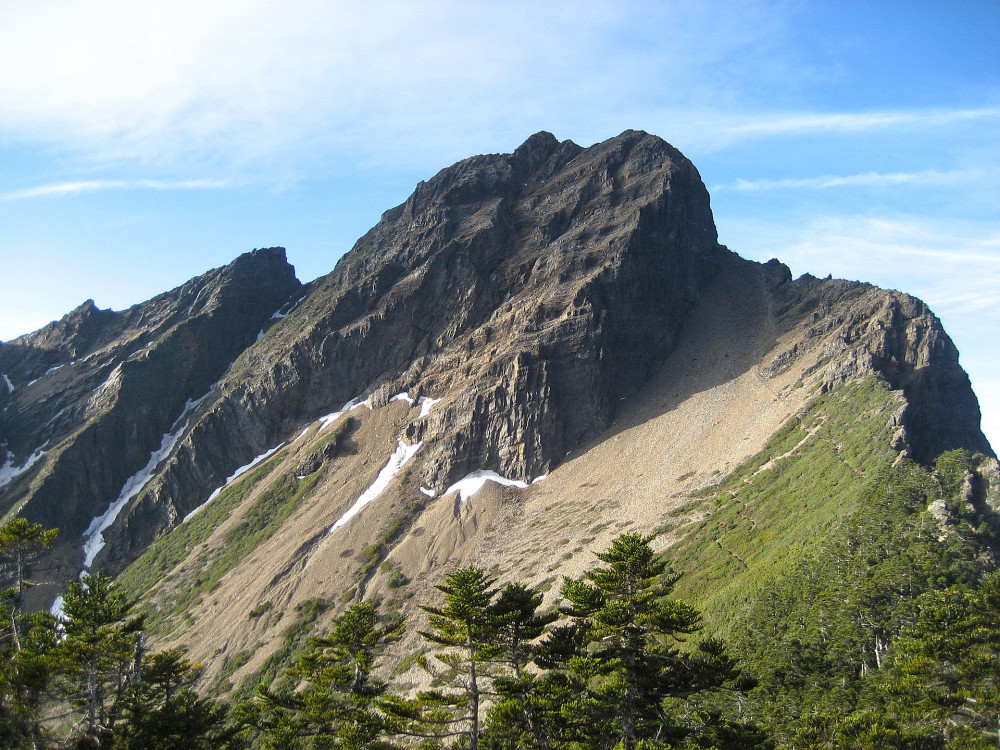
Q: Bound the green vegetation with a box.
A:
[248,600,406,750]
[230,597,333,702]
[670,377,906,631]
[116,454,282,597]
[0,546,241,748]
[719,449,998,747]
[120,461,325,636]
[659,376,1000,746]
[354,502,422,582]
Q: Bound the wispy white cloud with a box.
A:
[721,108,1000,139]
[0,0,803,172]
[719,169,973,192]
[743,214,1000,312]
[0,179,232,201]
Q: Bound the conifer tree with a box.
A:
[0,519,58,650]
[253,599,404,750]
[882,570,1000,748]
[556,532,746,750]
[481,582,558,750]
[110,648,241,750]
[0,520,60,748]
[59,572,144,743]
[400,567,501,750]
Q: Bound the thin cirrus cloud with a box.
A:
[0,1,803,171]
[719,169,973,192]
[719,107,1000,138]
[774,215,1000,315]
[0,179,233,201]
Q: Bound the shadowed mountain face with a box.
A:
[0,131,992,607]
[0,248,301,562]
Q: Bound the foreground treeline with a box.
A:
[1,451,999,749]
[1,530,758,749]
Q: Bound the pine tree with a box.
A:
[882,571,1000,748]
[0,519,58,651]
[59,572,144,743]
[110,649,241,750]
[253,600,404,750]
[0,520,60,748]
[481,582,558,750]
[556,532,747,750]
[401,567,501,750]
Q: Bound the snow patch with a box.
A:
[391,392,414,406]
[271,297,302,319]
[293,426,311,442]
[444,470,529,503]
[532,474,548,484]
[0,445,47,489]
[329,439,422,532]
[419,486,436,498]
[417,396,441,418]
[317,397,371,431]
[82,391,211,567]
[183,441,285,523]
[2,373,13,393]
[255,328,265,341]
[89,364,124,407]
[50,596,65,621]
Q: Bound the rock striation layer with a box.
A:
[0,248,300,549]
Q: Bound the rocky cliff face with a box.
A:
[1,131,993,595]
[0,248,300,566]
[762,273,992,464]
[103,130,731,571]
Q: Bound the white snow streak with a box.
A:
[417,396,441,418]
[532,474,548,484]
[82,391,211,567]
[317,397,372,431]
[329,439,422,533]
[183,441,285,523]
[391,392,414,405]
[293,426,311,442]
[271,297,302,319]
[2,373,13,393]
[419,486,436,497]
[0,445,47,489]
[444,470,529,503]
[50,596,65,621]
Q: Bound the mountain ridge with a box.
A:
[0,131,993,670]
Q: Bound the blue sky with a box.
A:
[1,0,997,448]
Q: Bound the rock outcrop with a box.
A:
[0,248,300,544]
[765,274,992,463]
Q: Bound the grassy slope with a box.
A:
[666,375,998,743]
[669,376,902,634]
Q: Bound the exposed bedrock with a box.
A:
[0,248,300,546]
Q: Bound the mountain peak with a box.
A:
[2,133,993,650]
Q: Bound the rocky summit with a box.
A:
[0,131,996,708]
